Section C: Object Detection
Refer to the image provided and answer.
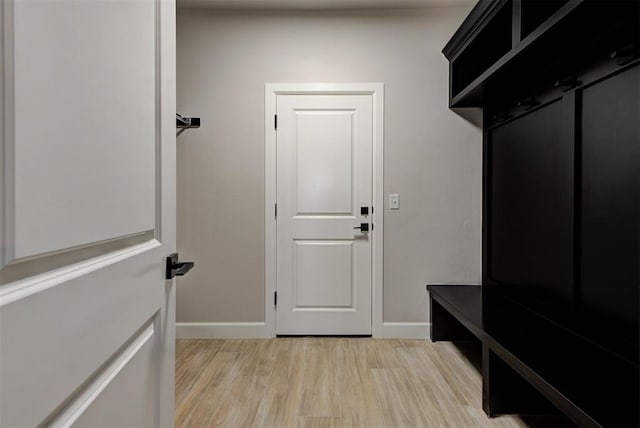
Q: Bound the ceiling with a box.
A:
[177,0,476,10]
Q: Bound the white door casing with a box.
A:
[265,84,384,336]
[0,0,176,426]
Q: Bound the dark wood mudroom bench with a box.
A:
[436,0,639,426]
[428,285,638,427]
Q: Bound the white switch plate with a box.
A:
[389,194,400,210]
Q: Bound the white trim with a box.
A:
[378,322,430,340]
[48,322,155,428]
[0,239,161,307]
[1,0,16,269]
[175,322,429,340]
[371,84,385,338]
[266,82,385,95]
[264,84,277,338]
[176,322,271,339]
[264,83,384,338]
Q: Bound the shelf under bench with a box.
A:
[427,285,638,427]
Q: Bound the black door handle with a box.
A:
[353,223,369,232]
[166,253,195,279]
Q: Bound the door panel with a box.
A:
[1,255,161,426]
[276,95,372,335]
[580,65,639,335]
[11,0,157,259]
[0,0,176,426]
[295,111,354,215]
[294,240,354,308]
[69,322,157,428]
[488,100,573,303]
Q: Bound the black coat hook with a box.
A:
[610,44,638,65]
[517,97,539,111]
[492,112,512,122]
[176,113,201,129]
[554,77,581,91]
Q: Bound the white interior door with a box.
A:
[276,94,373,335]
[0,0,176,426]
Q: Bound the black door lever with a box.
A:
[353,223,369,232]
[166,253,195,279]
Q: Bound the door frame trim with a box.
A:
[264,83,384,337]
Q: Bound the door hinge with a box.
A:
[274,114,278,130]
[274,291,278,306]
[275,203,278,218]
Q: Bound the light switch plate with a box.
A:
[389,194,400,210]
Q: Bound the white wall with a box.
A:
[176,7,481,334]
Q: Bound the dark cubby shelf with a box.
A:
[445,0,639,109]
[451,0,513,96]
[520,0,570,39]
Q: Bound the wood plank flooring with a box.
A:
[175,338,568,428]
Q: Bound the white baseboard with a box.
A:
[176,321,430,340]
[377,322,430,340]
[176,322,272,339]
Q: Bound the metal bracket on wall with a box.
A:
[176,113,201,136]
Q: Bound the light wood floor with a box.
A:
[175,338,568,428]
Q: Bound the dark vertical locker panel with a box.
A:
[489,101,573,303]
[580,65,640,337]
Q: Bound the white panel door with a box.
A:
[0,0,176,426]
[276,95,373,335]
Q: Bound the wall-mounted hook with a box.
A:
[610,44,638,65]
[176,113,201,136]
[554,77,581,91]
[176,113,200,129]
[517,97,539,111]
[492,112,512,122]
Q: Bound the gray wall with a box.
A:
[176,7,481,325]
